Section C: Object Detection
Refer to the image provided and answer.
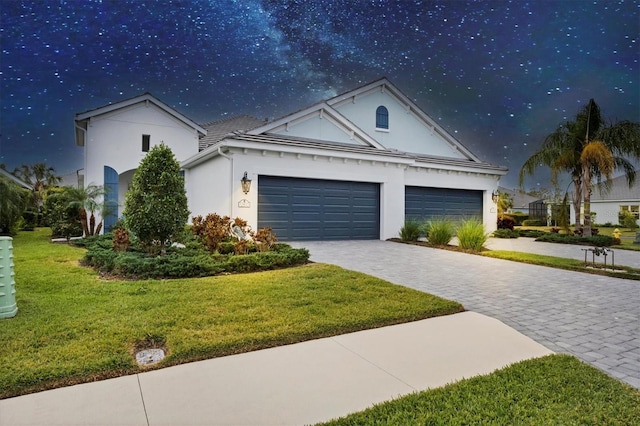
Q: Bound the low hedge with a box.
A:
[81,235,309,279]
[534,233,616,247]
[522,219,547,226]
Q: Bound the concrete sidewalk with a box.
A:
[0,312,552,426]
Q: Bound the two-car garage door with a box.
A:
[258,177,483,241]
[258,176,380,241]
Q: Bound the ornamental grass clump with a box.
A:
[426,218,454,246]
[457,218,487,252]
[399,219,422,241]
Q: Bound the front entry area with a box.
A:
[258,176,380,241]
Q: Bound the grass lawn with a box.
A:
[481,250,640,280]
[0,229,463,399]
[319,354,640,425]
[518,225,640,251]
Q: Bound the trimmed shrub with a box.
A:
[457,218,487,251]
[517,229,547,238]
[82,233,309,279]
[535,233,616,247]
[493,229,518,239]
[427,218,454,246]
[522,219,547,226]
[399,219,422,241]
[510,212,528,226]
[619,210,638,229]
[497,215,515,230]
[123,144,189,253]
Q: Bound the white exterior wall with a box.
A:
[570,200,638,225]
[186,147,498,239]
[185,155,233,221]
[83,103,200,226]
[334,90,465,158]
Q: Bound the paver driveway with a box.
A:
[292,240,640,389]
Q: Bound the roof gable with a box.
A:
[74,93,206,146]
[245,77,481,162]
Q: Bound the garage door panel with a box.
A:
[259,176,380,241]
[405,186,483,222]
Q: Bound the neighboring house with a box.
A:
[570,173,640,225]
[76,77,508,240]
[74,93,206,231]
[0,168,32,190]
[497,187,539,214]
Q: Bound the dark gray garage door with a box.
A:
[258,176,380,241]
[405,186,483,221]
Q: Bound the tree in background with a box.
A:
[123,144,189,254]
[0,174,29,235]
[42,187,83,240]
[519,99,640,237]
[497,191,513,216]
[12,162,61,216]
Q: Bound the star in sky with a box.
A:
[1,0,638,189]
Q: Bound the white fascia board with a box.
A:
[409,163,507,178]
[181,141,226,169]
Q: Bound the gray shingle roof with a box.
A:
[498,186,540,209]
[199,115,265,151]
[591,173,640,201]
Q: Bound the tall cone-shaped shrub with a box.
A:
[123,144,189,254]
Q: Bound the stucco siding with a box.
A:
[272,113,365,146]
[334,90,465,158]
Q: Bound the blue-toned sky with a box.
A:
[1,0,638,189]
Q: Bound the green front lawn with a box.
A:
[0,229,463,398]
[320,354,640,425]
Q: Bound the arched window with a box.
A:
[376,106,389,129]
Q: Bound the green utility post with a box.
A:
[0,236,18,319]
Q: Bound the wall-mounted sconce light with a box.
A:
[491,190,499,204]
[241,171,252,194]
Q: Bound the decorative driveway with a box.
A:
[292,240,640,389]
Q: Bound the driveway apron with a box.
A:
[292,240,640,389]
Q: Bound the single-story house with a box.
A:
[75,77,508,240]
[570,173,640,226]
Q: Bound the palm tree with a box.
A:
[519,99,640,237]
[66,184,106,236]
[13,163,61,210]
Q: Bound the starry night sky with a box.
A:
[1,0,638,189]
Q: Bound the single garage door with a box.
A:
[258,176,380,241]
[405,186,483,221]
